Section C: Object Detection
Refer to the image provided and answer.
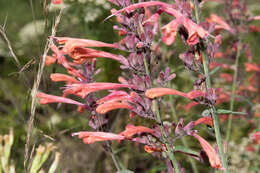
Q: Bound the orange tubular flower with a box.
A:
[50,73,79,84]
[249,25,260,32]
[182,102,199,112]
[37,92,84,106]
[72,131,125,144]
[182,18,209,45]
[145,88,188,99]
[144,145,163,153]
[207,14,234,33]
[219,73,233,82]
[194,116,214,126]
[63,82,137,98]
[96,91,130,104]
[55,37,117,53]
[96,101,134,114]
[192,133,223,170]
[195,115,237,127]
[161,19,180,45]
[251,131,260,145]
[45,55,57,66]
[52,0,63,4]
[119,124,154,138]
[106,1,168,20]
[68,47,123,64]
[145,88,205,100]
[161,7,209,45]
[245,63,260,72]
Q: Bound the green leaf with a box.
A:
[216,109,247,115]
[209,66,221,76]
[117,170,134,173]
[174,146,199,156]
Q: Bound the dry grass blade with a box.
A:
[24,10,63,172]
[0,25,31,87]
[0,25,21,68]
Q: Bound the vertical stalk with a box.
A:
[143,54,180,173]
[225,39,241,142]
[202,52,228,172]
[169,93,199,173]
[193,0,228,171]
[97,115,121,171]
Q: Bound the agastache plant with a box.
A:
[38,0,260,172]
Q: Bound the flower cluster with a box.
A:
[38,0,260,172]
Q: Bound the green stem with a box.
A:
[225,40,241,142]
[169,94,199,173]
[192,0,228,171]
[110,147,121,171]
[143,54,180,173]
[202,52,228,172]
[155,101,180,173]
[97,115,121,171]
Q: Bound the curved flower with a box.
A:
[119,124,154,138]
[182,17,209,45]
[194,115,238,127]
[106,1,169,20]
[194,116,214,126]
[72,131,125,144]
[219,73,233,82]
[145,88,205,100]
[50,73,79,84]
[192,132,223,170]
[45,55,57,66]
[97,91,131,104]
[161,19,180,45]
[162,7,209,45]
[207,14,234,33]
[68,47,123,64]
[96,101,134,114]
[52,0,63,4]
[144,145,163,153]
[63,82,137,98]
[245,63,260,72]
[37,92,84,106]
[55,37,118,53]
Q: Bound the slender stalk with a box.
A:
[202,52,228,172]
[193,0,228,171]
[155,101,180,173]
[143,54,180,173]
[169,93,199,173]
[97,115,121,171]
[225,41,242,142]
[110,147,121,171]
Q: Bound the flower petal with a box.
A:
[96,101,134,114]
[52,0,63,4]
[50,73,79,84]
[72,131,125,144]
[192,133,223,169]
[145,88,188,99]
[37,92,84,106]
[63,82,137,98]
[105,1,169,20]
[119,124,154,138]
